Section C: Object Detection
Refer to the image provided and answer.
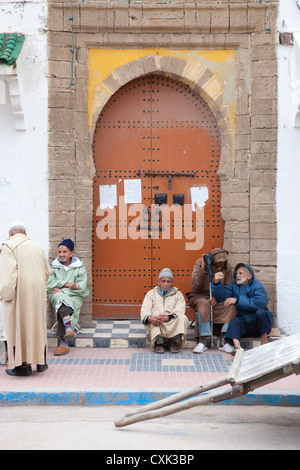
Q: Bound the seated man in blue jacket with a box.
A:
[211,263,273,354]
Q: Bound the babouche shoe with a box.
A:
[54,345,69,356]
[6,365,32,377]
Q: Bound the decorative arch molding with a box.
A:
[0,65,26,131]
[89,55,234,181]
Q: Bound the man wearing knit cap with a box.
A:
[212,263,273,354]
[47,239,89,356]
[141,268,189,353]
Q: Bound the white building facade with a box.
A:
[0,0,48,253]
[277,0,300,334]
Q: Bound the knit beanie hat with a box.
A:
[158,268,173,280]
[58,239,75,251]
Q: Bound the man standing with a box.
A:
[47,239,89,356]
[187,248,237,353]
[0,296,7,365]
[141,268,189,354]
[0,221,50,376]
[212,263,273,354]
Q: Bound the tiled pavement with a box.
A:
[46,320,280,350]
[48,350,232,374]
[0,321,299,407]
[47,320,154,349]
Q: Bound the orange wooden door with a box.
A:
[92,75,223,319]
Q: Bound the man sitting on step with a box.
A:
[187,247,237,354]
[47,239,89,356]
[141,268,189,354]
[211,263,273,355]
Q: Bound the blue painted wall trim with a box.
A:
[0,390,299,407]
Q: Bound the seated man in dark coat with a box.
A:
[187,248,237,353]
[211,263,273,354]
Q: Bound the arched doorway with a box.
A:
[92,74,224,319]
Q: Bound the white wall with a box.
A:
[277,1,300,334]
[0,0,48,253]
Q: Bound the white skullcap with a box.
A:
[9,220,26,231]
[158,268,173,280]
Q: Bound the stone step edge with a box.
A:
[46,334,282,350]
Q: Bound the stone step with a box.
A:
[0,341,6,365]
[47,320,283,350]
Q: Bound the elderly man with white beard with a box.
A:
[211,263,273,355]
[141,268,189,354]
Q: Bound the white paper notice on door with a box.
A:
[190,186,209,211]
[124,179,142,204]
[99,184,117,209]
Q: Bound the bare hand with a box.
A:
[224,297,236,307]
[65,282,80,290]
[148,315,169,326]
[214,272,224,283]
[209,296,218,306]
[51,288,62,295]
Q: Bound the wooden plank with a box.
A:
[227,348,244,384]
[114,385,244,428]
[237,334,300,384]
[243,363,300,394]
[125,376,230,418]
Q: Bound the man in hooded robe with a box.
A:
[47,238,89,356]
[187,247,237,353]
[0,221,50,376]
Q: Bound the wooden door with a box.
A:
[92,75,223,319]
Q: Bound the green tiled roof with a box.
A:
[0,33,25,65]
